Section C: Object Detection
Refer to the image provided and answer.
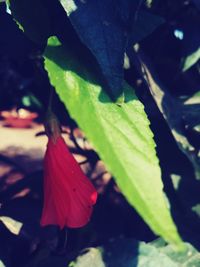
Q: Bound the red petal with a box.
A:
[40,136,97,229]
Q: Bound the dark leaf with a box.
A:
[59,0,130,100]
[130,10,164,45]
[9,0,51,44]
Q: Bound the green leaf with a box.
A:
[44,36,183,248]
[69,238,196,267]
[9,0,51,44]
[182,47,200,71]
[21,93,43,109]
[0,216,23,235]
[69,248,105,267]
[184,91,200,105]
[158,242,200,266]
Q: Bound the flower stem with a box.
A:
[47,86,54,113]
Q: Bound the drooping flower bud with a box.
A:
[40,113,97,229]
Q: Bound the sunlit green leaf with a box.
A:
[0,216,23,235]
[182,47,200,72]
[184,91,200,105]
[69,248,105,267]
[44,36,183,248]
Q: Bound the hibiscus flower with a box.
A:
[40,112,97,229]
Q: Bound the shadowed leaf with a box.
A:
[9,0,51,44]
[59,0,129,100]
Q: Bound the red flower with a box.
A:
[40,114,97,229]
